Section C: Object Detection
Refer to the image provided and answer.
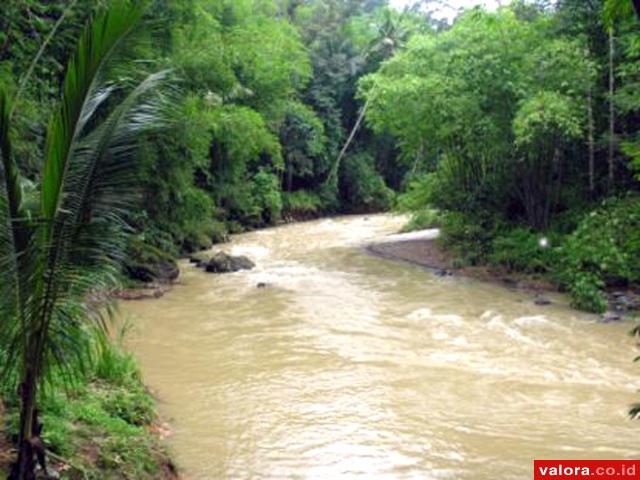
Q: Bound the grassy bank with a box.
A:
[0,331,176,479]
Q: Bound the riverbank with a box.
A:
[367,229,556,291]
[367,229,639,316]
[0,346,178,480]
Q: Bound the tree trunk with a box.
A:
[286,160,293,193]
[633,0,640,21]
[587,86,595,194]
[328,99,369,183]
[608,27,615,186]
[12,331,48,480]
[12,369,37,480]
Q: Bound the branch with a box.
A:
[12,0,79,116]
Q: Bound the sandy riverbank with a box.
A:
[366,229,558,294]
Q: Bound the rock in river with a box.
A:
[534,295,552,306]
[601,311,622,322]
[188,252,210,266]
[204,252,255,273]
[125,239,179,283]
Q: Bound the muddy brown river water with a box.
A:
[123,215,639,479]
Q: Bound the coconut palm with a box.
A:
[326,8,411,184]
[0,1,169,478]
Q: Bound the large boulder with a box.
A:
[204,252,255,273]
[125,240,179,284]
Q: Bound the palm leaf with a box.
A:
[42,0,145,229]
[36,71,172,382]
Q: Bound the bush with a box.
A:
[339,152,394,212]
[489,227,558,273]
[282,189,325,216]
[124,238,179,284]
[438,211,499,266]
[2,331,165,478]
[396,174,435,212]
[567,271,608,313]
[400,208,442,232]
[252,169,283,224]
[557,197,640,312]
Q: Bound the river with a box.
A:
[123,214,639,479]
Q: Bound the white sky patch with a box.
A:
[389,0,503,22]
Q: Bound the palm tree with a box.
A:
[326,8,411,184]
[0,1,169,478]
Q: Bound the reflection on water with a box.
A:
[123,215,639,479]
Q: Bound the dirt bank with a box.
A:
[367,231,559,294]
[366,230,640,317]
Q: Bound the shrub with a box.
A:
[567,271,608,313]
[438,211,499,266]
[489,227,558,273]
[2,334,163,478]
[557,197,640,312]
[282,189,324,216]
[340,152,394,212]
[396,174,435,212]
[252,168,283,224]
[401,208,442,233]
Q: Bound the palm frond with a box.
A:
[42,0,146,227]
[36,70,172,384]
[0,87,26,229]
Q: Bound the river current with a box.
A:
[123,214,639,479]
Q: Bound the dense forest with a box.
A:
[0,0,639,478]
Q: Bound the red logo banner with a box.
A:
[534,460,640,479]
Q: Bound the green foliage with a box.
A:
[361,6,600,230]
[566,271,608,313]
[513,92,583,147]
[556,198,640,312]
[0,2,171,476]
[396,175,435,212]
[252,169,283,224]
[2,328,165,479]
[282,190,325,217]
[280,101,328,192]
[437,211,498,267]
[339,152,394,212]
[116,0,408,259]
[400,209,441,233]
[227,16,312,109]
[92,324,141,388]
[489,228,557,273]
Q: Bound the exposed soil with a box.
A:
[367,235,640,318]
[366,238,556,293]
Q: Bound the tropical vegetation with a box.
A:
[362,0,640,313]
[0,0,639,477]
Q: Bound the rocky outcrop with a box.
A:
[126,261,179,283]
[609,291,640,313]
[125,240,179,284]
[199,252,255,273]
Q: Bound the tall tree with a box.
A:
[608,27,616,185]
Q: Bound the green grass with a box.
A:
[1,329,174,479]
